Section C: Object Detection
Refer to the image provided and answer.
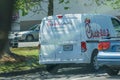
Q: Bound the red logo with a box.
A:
[84,18,110,39]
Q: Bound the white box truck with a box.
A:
[39,14,120,73]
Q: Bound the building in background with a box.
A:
[11,11,20,31]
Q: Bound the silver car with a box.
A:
[8,34,18,48]
[9,24,40,42]
[97,38,120,76]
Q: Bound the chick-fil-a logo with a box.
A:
[85,23,92,38]
[85,18,110,39]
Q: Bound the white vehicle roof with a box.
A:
[42,14,113,20]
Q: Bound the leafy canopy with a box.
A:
[15,0,120,16]
[95,0,120,9]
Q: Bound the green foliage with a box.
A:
[110,0,120,9]
[59,0,69,4]
[15,0,41,16]
[64,7,69,10]
[15,0,120,16]
[64,0,69,4]
[0,57,42,73]
[11,47,38,56]
[59,0,70,10]
[59,0,65,4]
[95,0,120,9]
[15,0,70,16]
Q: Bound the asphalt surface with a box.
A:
[0,67,120,80]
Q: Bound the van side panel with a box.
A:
[94,15,116,37]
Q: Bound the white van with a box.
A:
[39,14,120,73]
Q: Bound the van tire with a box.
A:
[46,65,58,74]
[106,68,119,76]
[90,49,99,72]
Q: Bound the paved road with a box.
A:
[0,67,120,80]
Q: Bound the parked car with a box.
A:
[9,24,40,42]
[8,32,18,48]
[97,38,120,76]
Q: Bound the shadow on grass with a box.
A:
[0,55,45,77]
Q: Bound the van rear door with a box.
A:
[40,14,82,63]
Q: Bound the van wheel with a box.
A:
[46,65,58,74]
[106,68,119,76]
[90,49,99,72]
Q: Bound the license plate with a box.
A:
[63,44,73,51]
[112,45,120,52]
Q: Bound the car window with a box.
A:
[111,18,120,36]
[29,24,39,30]
[34,25,40,31]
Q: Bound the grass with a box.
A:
[11,47,39,56]
[0,47,44,73]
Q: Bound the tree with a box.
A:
[48,0,53,16]
[1,0,70,60]
[0,0,15,58]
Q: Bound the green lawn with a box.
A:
[11,47,39,56]
[0,47,44,73]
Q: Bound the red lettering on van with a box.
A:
[47,20,72,26]
[47,21,60,26]
[85,23,110,39]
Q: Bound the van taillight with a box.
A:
[98,42,110,51]
[81,42,87,52]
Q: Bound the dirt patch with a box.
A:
[0,55,16,62]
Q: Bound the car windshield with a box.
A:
[28,24,39,30]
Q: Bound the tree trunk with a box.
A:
[48,0,53,16]
[4,41,12,54]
